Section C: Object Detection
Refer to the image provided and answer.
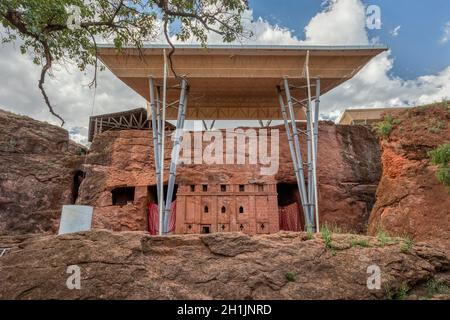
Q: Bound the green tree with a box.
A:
[0,0,249,125]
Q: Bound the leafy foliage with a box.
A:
[321,226,337,256]
[376,115,395,139]
[428,144,450,189]
[0,0,249,125]
[285,272,296,282]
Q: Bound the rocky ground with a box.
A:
[0,230,449,300]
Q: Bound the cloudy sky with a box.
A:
[0,0,449,144]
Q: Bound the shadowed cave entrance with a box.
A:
[71,170,84,204]
[147,184,178,204]
[277,183,304,231]
[112,187,135,206]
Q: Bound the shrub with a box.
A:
[285,272,296,282]
[376,115,394,139]
[385,283,410,300]
[321,226,337,256]
[394,284,410,300]
[428,144,450,190]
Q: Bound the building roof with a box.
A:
[88,107,174,142]
[97,44,388,120]
[337,107,411,125]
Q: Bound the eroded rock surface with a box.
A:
[0,230,448,300]
[368,104,450,246]
[0,109,86,235]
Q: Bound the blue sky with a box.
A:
[1,0,449,144]
[249,0,450,79]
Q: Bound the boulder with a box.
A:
[0,109,86,235]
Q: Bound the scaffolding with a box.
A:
[277,75,321,231]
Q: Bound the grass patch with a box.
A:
[321,226,337,256]
[428,144,450,191]
[306,229,314,240]
[350,237,370,248]
[376,227,394,246]
[285,272,296,282]
[428,120,444,134]
[394,284,410,300]
[322,223,346,234]
[400,237,413,253]
[426,279,450,296]
[385,284,410,300]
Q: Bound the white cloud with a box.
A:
[322,52,450,112]
[390,25,401,37]
[440,21,450,44]
[303,0,369,45]
[0,0,449,143]
[0,40,146,143]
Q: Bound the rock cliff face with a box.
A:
[0,109,86,235]
[0,230,449,300]
[79,122,381,233]
[368,104,450,246]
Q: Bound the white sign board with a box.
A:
[58,205,93,235]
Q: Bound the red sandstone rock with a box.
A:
[0,109,86,235]
[79,122,381,233]
[0,230,448,299]
[368,104,450,246]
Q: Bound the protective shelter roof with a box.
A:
[98,44,387,120]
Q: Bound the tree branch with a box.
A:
[38,40,65,127]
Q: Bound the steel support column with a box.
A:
[149,78,161,210]
[306,98,314,225]
[279,81,311,228]
[164,78,188,234]
[312,78,321,232]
